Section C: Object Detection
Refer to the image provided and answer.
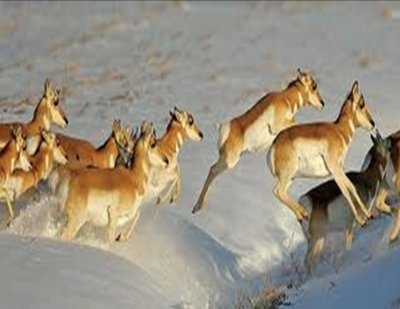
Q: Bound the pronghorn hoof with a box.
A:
[192,204,201,214]
[367,214,374,221]
[115,234,122,242]
[389,236,398,245]
[360,220,367,228]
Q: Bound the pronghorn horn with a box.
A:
[44,78,50,91]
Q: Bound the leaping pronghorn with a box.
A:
[267,81,375,226]
[192,69,325,213]
[0,126,32,222]
[58,122,169,246]
[145,107,203,204]
[0,79,68,153]
[5,130,68,208]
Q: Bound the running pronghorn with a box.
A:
[192,69,325,213]
[146,107,203,204]
[299,132,390,275]
[0,126,32,221]
[0,79,68,153]
[267,81,376,226]
[57,119,135,169]
[5,131,68,206]
[58,122,169,246]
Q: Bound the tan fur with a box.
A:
[5,131,68,205]
[58,122,168,247]
[147,107,203,204]
[300,133,389,275]
[58,119,134,169]
[0,127,31,221]
[0,79,68,152]
[193,69,325,213]
[268,81,375,226]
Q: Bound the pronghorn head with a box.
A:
[347,81,375,132]
[361,130,391,174]
[112,119,136,155]
[41,78,69,129]
[169,107,203,142]
[296,68,325,110]
[138,121,169,168]
[11,126,32,172]
[41,131,68,165]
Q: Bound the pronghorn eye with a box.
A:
[312,82,317,91]
[359,97,365,109]
[150,141,156,148]
[188,116,194,125]
[54,100,59,106]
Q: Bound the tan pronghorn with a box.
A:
[0,126,32,221]
[0,79,68,153]
[57,119,135,169]
[299,132,390,275]
[146,107,203,204]
[58,122,169,246]
[267,81,375,226]
[5,131,68,206]
[192,69,325,213]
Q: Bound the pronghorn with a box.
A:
[145,107,203,204]
[267,81,376,226]
[0,126,32,221]
[5,131,68,205]
[372,129,400,243]
[192,69,325,213]
[0,79,68,153]
[299,132,390,275]
[57,119,135,169]
[58,122,169,246]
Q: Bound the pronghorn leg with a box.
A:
[170,166,181,203]
[389,208,400,243]
[327,165,366,227]
[344,227,354,251]
[0,188,14,222]
[376,185,393,215]
[305,236,325,277]
[107,205,119,248]
[273,177,308,221]
[192,155,233,213]
[60,214,85,242]
[119,210,141,242]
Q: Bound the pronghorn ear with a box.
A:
[56,88,61,96]
[351,80,359,96]
[44,78,51,94]
[170,110,176,119]
[112,119,121,133]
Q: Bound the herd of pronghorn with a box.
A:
[1,70,400,276]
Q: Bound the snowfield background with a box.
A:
[1,1,400,308]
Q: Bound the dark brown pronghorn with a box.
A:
[299,132,390,275]
[0,79,68,153]
[146,107,203,204]
[193,69,325,213]
[57,122,169,247]
[267,81,375,226]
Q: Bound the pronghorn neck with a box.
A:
[334,102,356,146]
[361,150,387,190]
[157,121,186,160]
[96,133,118,166]
[31,144,53,180]
[0,140,17,182]
[26,98,51,134]
[282,82,306,115]
[129,146,150,195]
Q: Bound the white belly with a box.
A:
[296,141,330,178]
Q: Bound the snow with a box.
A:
[0,1,400,308]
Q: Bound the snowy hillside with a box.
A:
[1,1,400,308]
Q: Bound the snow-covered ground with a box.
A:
[1,1,400,308]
